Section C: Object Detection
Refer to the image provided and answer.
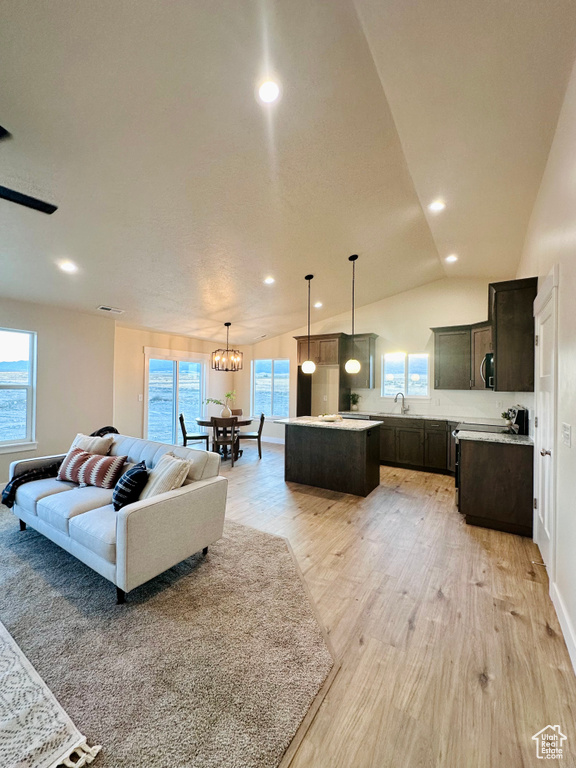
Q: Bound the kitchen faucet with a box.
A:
[394,392,409,415]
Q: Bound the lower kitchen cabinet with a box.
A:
[370,416,449,473]
[424,425,448,470]
[396,427,424,466]
[379,425,396,463]
[459,438,534,536]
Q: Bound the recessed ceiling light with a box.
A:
[445,254,458,263]
[264,276,275,284]
[314,302,323,308]
[428,200,446,213]
[258,81,281,103]
[57,260,78,273]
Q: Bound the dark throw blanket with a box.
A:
[1,460,63,509]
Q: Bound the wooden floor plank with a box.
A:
[221,444,576,767]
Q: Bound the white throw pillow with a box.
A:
[71,433,115,456]
[140,453,191,500]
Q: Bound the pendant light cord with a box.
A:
[351,258,355,339]
[308,277,311,360]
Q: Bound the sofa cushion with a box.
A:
[78,454,127,489]
[58,448,92,483]
[69,505,117,563]
[112,461,148,511]
[140,453,190,500]
[36,486,114,534]
[14,478,76,516]
[71,433,115,455]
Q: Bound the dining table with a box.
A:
[196,416,253,461]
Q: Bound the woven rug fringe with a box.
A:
[58,741,102,767]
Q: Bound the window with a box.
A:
[146,352,205,443]
[0,328,36,446]
[252,359,290,418]
[382,353,429,398]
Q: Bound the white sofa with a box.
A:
[9,434,228,602]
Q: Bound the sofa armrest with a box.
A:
[115,475,228,593]
[9,454,67,480]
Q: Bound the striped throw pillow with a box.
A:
[139,453,191,499]
[78,454,128,489]
[57,448,91,483]
[112,461,149,511]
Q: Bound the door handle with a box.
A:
[480,355,487,383]
[540,449,551,456]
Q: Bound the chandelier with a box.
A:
[211,322,243,372]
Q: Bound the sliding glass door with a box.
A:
[147,357,204,444]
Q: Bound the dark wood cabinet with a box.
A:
[489,277,538,392]
[379,424,396,463]
[296,335,343,366]
[424,422,448,470]
[396,427,424,466]
[342,333,377,389]
[431,277,537,393]
[370,416,449,472]
[470,323,493,390]
[432,326,471,390]
[459,439,534,536]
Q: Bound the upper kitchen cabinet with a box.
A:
[489,277,538,392]
[295,333,345,366]
[343,333,377,389]
[470,323,493,390]
[431,325,471,390]
[432,276,537,392]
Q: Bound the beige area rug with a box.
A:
[0,509,334,768]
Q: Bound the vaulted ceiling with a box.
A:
[1,0,575,343]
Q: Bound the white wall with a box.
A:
[515,55,576,670]
[0,299,115,481]
[234,277,534,440]
[114,326,234,438]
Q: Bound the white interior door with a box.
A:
[533,272,558,576]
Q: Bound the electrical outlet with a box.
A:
[434,398,440,406]
[138,394,143,402]
[497,401,503,409]
[562,423,572,447]
[323,395,328,401]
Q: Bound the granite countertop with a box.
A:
[339,411,505,426]
[456,430,533,446]
[276,416,382,432]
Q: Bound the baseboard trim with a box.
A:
[550,580,576,674]
[262,436,285,445]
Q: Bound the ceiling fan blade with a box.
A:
[0,185,57,214]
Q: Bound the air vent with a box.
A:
[97,305,124,315]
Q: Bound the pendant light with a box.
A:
[302,274,316,374]
[344,254,361,375]
[211,322,243,371]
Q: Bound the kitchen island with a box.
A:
[277,416,382,497]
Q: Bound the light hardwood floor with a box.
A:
[221,442,576,768]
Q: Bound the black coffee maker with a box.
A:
[510,406,529,435]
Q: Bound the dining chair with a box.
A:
[210,417,240,467]
[231,408,243,416]
[237,413,265,459]
[179,413,210,450]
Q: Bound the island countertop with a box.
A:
[276,416,382,431]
